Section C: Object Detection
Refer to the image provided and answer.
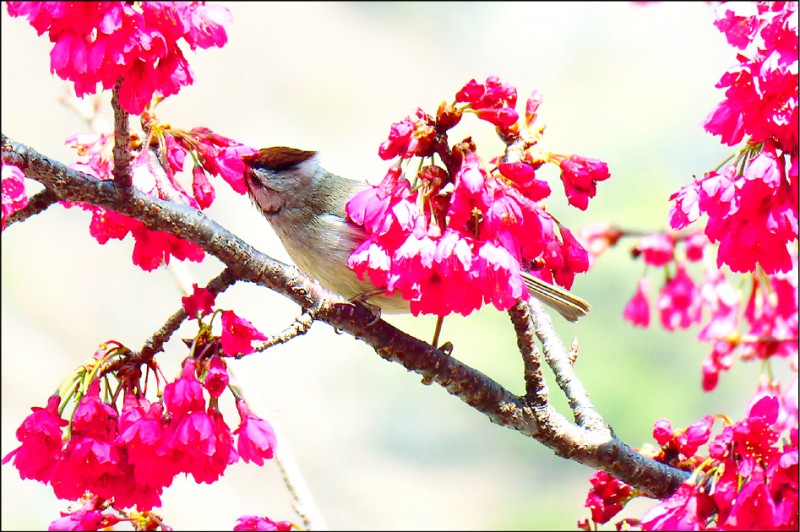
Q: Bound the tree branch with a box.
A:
[253,309,317,354]
[140,267,240,360]
[5,187,59,227]
[528,297,606,431]
[1,134,691,498]
[508,299,549,406]
[111,80,133,187]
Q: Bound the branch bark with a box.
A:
[111,80,133,187]
[1,133,691,499]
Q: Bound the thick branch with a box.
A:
[508,300,549,406]
[1,134,690,498]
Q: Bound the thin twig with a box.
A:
[139,267,239,360]
[528,298,605,431]
[111,79,133,187]
[252,310,317,354]
[5,188,59,227]
[226,367,327,530]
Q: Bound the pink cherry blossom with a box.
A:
[1,163,28,230]
[558,155,611,211]
[623,277,651,328]
[583,471,634,525]
[234,399,277,466]
[2,394,66,484]
[182,284,216,319]
[48,495,121,531]
[456,76,519,130]
[220,310,268,356]
[234,515,293,531]
[163,358,206,416]
[634,233,676,267]
[203,356,229,399]
[656,264,702,331]
[6,2,232,114]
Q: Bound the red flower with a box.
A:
[349,81,602,317]
[456,76,519,130]
[51,427,121,503]
[724,480,778,530]
[474,107,519,128]
[164,405,235,484]
[71,381,119,440]
[234,515,293,531]
[705,2,798,152]
[2,394,66,484]
[701,341,736,393]
[676,415,715,457]
[48,495,121,531]
[182,284,216,319]
[6,2,232,114]
[558,155,610,211]
[584,471,634,525]
[740,260,798,362]
[70,144,207,272]
[733,395,781,477]
[497,161,551,202]
[378,109,435,160]
[713,2,760,50]
[696,269,740,390]
[185,407,237,484]
[1,163,28,230]
[163,358,206,416]
[634,233,676,267]
[220,310,268,356]
[476,240,526,311]
[346,166,413,235]
[50,381,121,502]
[203,356,229,399]
[623,277,651,328]
[185,127,256,195]
[114,394,173,510]
[656,264,702,331]
[684,231,708,262]
[640,483,712,530]
[234,399,277,466]
[538,219,589,290]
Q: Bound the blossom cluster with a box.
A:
[2,354,277,529]
[59,122,255,271]
[668,1,798,275]
[580,5,799,528]
[346,76,609,316]
[181,283,269,357]
[2,2,255,272]
[582,389,798,530]
[2,285,276,529]
[612,1,799,392]
[5,2,232,114]
[615,225,797,391]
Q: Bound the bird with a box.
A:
[242,146,590,321]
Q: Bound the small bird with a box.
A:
[242,147,590,321]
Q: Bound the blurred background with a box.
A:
[2,2,761,530]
